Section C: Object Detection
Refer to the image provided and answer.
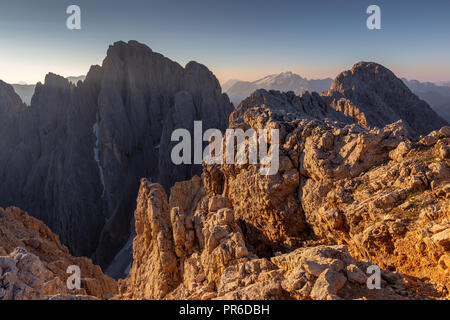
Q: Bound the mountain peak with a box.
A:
[108,40,153,53]
[349,61,395,76]
[43,73,71,88]
[352,61,388,71]
[325,62,448,135]
[331,61,399,90]
[104,40,157,66]
[0,80,26,112]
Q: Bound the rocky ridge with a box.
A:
[0,207,117,300]
[117,89,450,300]
[323,62,448,136]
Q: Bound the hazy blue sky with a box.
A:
[0,0,449,84]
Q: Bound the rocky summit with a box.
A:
[323,62,448,136]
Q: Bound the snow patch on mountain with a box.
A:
[92,119,106,197]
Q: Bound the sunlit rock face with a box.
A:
[118,83,449,299]
[118,122,450,300]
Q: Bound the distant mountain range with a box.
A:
[402,78,450,123]
[221,79,240,92]
[10,75,86,105]
[224,72,333,106]
[222,72,450,123]
[12,72,450,123]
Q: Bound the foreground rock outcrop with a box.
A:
[0,207,117,300]
[119,173,448,300]
[117,90,449,299]
[302,126,450,292]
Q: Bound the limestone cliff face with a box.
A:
[119,89,449,300]
[92,41,233,269]
[0,41,233,271]
[205,89,409,258]
[0,72,104,259]
[0,81,32,205]
[323,62,448,136]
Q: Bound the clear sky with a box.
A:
[0,0,449,84]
